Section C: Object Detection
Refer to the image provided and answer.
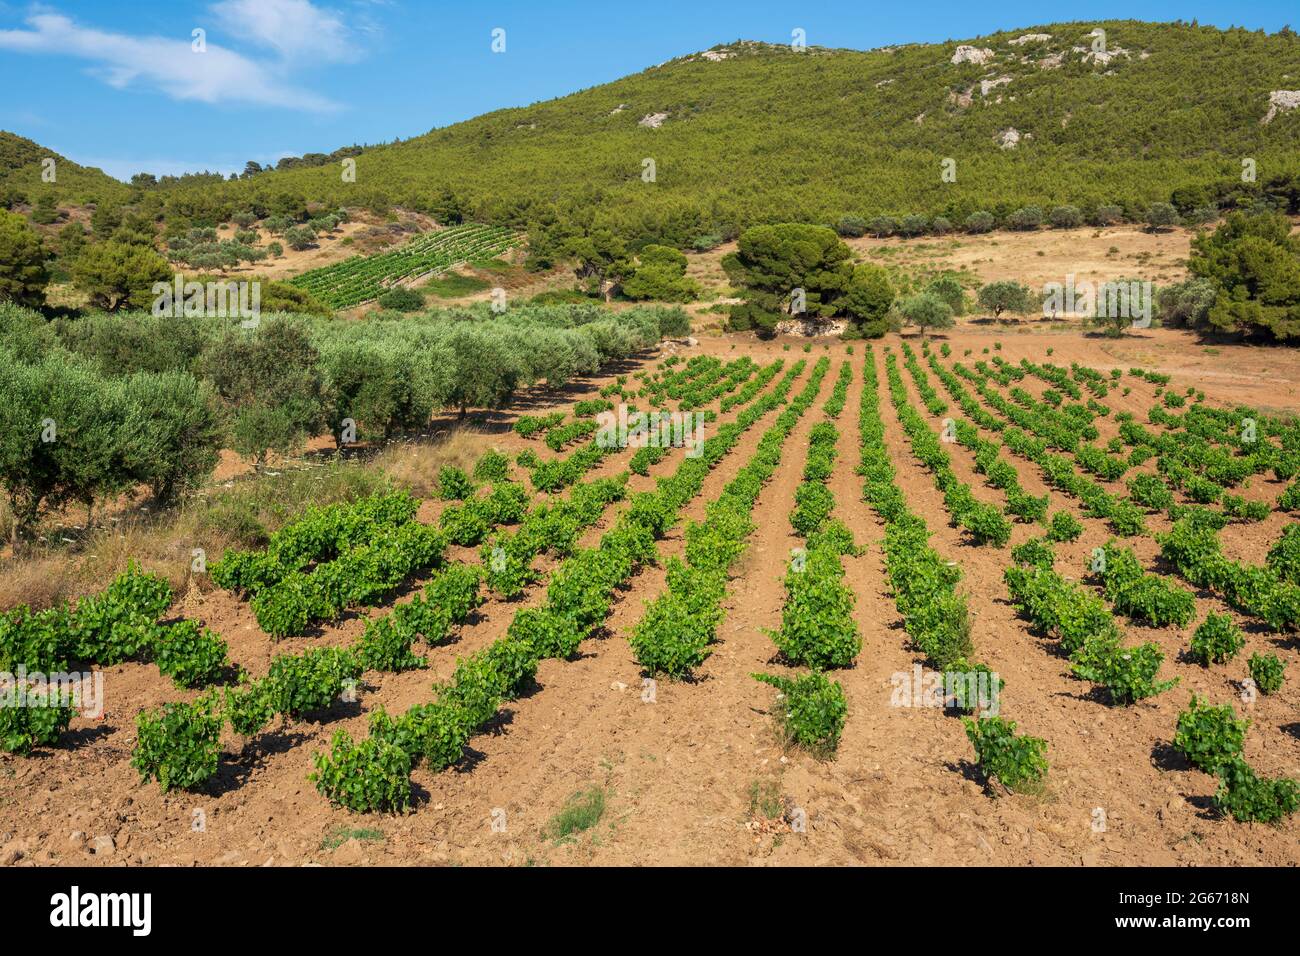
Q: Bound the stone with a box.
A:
[951,45,994,65]
[89,835,115,857]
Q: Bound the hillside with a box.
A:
[0,131,128,206]
[126,19,1300,242]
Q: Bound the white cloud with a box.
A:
[0,12,339,110]
[211,0,358,63]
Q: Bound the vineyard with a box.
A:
[287,224,520,309]
[1,330,1298,866]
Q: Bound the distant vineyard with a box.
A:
[287,223,520,309]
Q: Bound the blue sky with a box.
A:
[0,0,1295,181]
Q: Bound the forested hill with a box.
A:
[0,131,127,205]
[6,20,1300,243]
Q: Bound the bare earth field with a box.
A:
[2,315,1298,868]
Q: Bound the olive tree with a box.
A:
[897,292,954,341]
[198,319,328,466]
[978,281,1036,319]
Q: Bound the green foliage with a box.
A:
[1248,652,1285,694]
[223,681,275,737]
[771,546,861,669]
[131,695,223,792]
[723,224,851,335]
[621,244,698,302]
[436,465,474,500]
[375,287,425,311]
[547,787,609,840]
[0,696,73,755]
[0,209,49,307]
[151,620,230,689]
[199,318,328,465]
[1046,510,1083,542]
[1213,757,1300,823]
[840,263,895,337]
[472,449,511,482]
[99,22,1300,259]
[1011,537,1056,570]
[962,715,1048,794]
[895,292,954,339]
[1265,523,1300,583]
[287,225,519,308]
[71,240,172,311]
[1174,695,1249,774]
[1189,612,1245,666]
[1071,640,1179,705]
[1189,212,1300,340]
[1094,542,1196,628]
[753,671,847,758]
[0,344,222,535]
[977,280,1035,318]
[266,647,362,717]
[311,730,412,813]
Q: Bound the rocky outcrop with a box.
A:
[1009,33,1052,45]
[775,317,848,337]
[998,127,1021,149]
[638,112,669,128]
[951,45,995,65]
[980,75,1013,96]
[1262,90,1300,124]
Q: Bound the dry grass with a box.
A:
[370,426,504,497]
[0,424,506,612]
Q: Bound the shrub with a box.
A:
[1173,696,1248,774]
[1007,206,1044,231]
[472,449,511,482]
[1189,613,1244,666]
[1046,510,1083,542]
[223,681,275,737]
[1145,202,1180,232]
[753,671,847,758]
[770,547,861,669]
[266,647,362,717]
[311,730,412,812]
[131,696,223,792]
[1011,537,1055,570]
[436,466,474,500]
[151,620,230,688]
[965,211,995,234]
[835,215,867,237]
[1213,757,1300,823]
[1072,641,1178,705]
[0,209,50,306]
[70,240,171,311]
[1048,205,1083,229]
[962,716,1048,793]
[1248,652,1285,694]
[375,287,425,311]
[1091,204,1124,226]
[0,696,73,754]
